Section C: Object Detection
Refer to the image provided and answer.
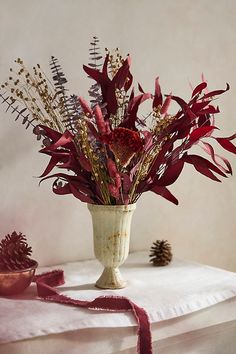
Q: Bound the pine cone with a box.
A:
[0,232,33,271]
[149,240,172,266]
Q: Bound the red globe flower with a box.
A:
[109,127,144,167]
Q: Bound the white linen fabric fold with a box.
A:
[0,251,236,345]
[1,298,236,354]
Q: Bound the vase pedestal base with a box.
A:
[95,267,127,289]
[88,203,136,290]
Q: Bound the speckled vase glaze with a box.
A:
[87,203,136,289]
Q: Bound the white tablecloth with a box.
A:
[1,251,236,353]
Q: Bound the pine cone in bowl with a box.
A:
[0,232,38,296]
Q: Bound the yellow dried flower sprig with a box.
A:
[1,59,66,133]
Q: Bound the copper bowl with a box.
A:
[0,260,38,296]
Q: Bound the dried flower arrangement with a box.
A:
[1,37,236,205]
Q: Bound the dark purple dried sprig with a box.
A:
[49,56,75,131]
[63,94,83,129]
[88,36,105,114]
[49,57,85,132]
[88,36,103,70]
[0,92,36,129]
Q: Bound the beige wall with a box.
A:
[0,0,236,271]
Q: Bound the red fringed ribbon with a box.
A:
[33,270,153,354]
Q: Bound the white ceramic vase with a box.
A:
[87,203,136,289]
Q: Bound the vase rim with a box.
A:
[87,203,136,211]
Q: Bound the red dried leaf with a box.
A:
[191,100,211,113]
[39,153,71,178]
[113,56,131,90]
[197,114,211,128]
[83,65,102,83]
[171,95,188,110]
[189,126,218,142]
[215,137,236,154]
[102,54,110,80]
[138,83,145,93]
[108,184,120,199]
[107,158,118,178]
[128,93,148,112]
[153,77,163,108]
[122,93,151,129]
[42,173,95,203]
[52,182,71,195]
[147,138,175,180]
[224,133,236,141]
[198,105,220,115]
[40,172,89,187]
[191,82,207,98]
[186,106,197,120]
[193,165,221,182]
[160,94,172,115]
[157,159,184,186]
[69,183,95,203]
[105,85,118,115]
[202,83,230,100]
[38,125,62,142]
[150,185,179,205]
[201,142,232,174]
[121,173,132,193]
[78,155,92,172]
[183,154,226,181]
[39,156,60,178]
[175,116,193,139]
[51,131,74,150]
[58,155,78,170]
[84,58,118,117]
